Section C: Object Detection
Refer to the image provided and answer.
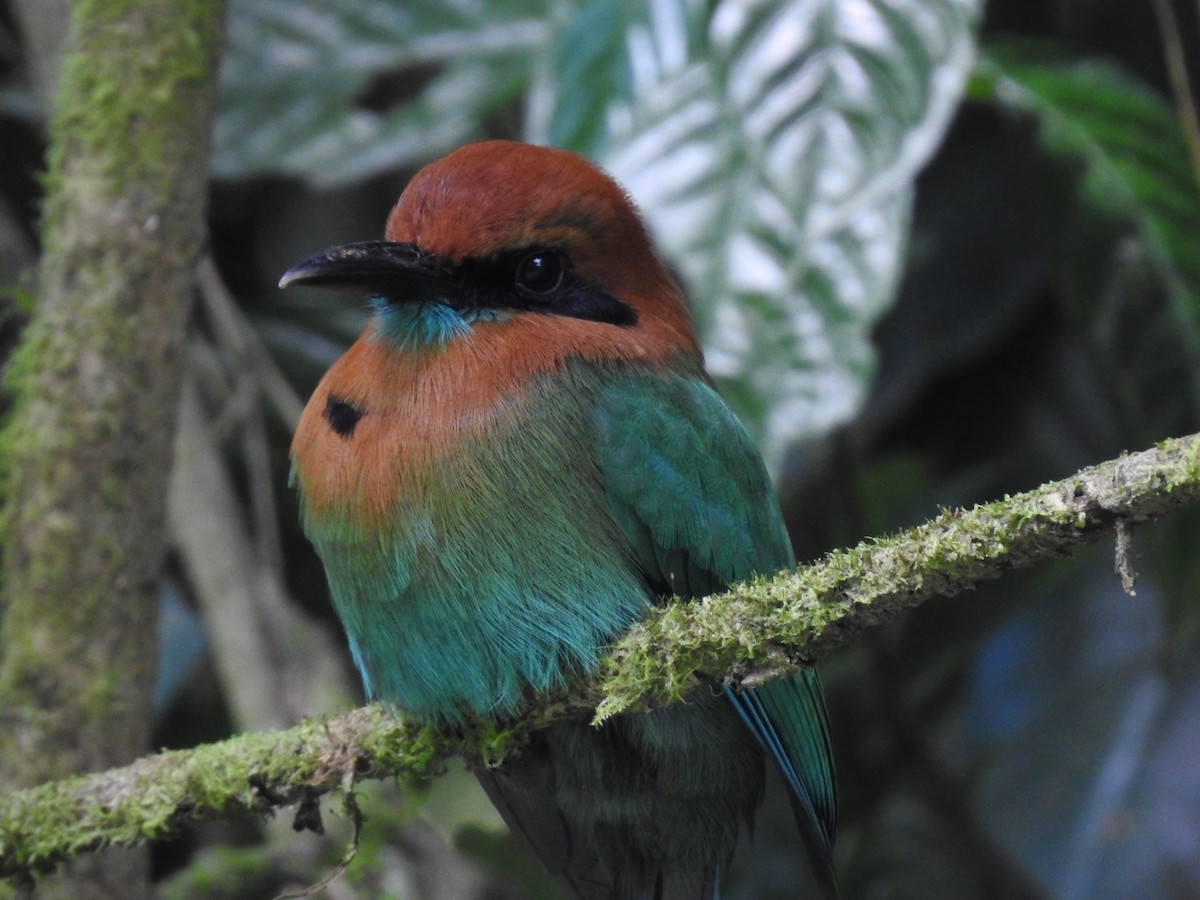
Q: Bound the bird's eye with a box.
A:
[515,250,565,294]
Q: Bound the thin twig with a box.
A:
[1152,0,1200,187]
[196,255,305,575]
[196,256,306,429]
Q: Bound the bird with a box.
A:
[281,140,837,900]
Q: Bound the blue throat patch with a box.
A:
[370,297,508,351]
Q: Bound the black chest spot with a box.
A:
[324,396,364,437]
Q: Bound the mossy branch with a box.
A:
[2,432,1199,882]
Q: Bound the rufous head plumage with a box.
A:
[281,140,699,358]
[284,142,707,527]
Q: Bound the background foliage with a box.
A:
[2,0,1200,897]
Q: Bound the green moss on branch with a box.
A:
[2,432,1199,883]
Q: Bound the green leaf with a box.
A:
[545,0,984,467]
[541,1,640,153]
[973,40,1200,407]
[216,0,550,184]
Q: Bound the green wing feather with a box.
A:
[593,363,838,866]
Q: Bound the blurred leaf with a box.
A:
[867,103,1051,436]
[0,84,41,122]
[941,550,1200,899]
[153,579,206,715]
[1088,641,1200,897]
[557,0,984,467]
[252,303,366,387]
[844,792,1000,900]
[540,1,643,153]
[216,0,550,184]
[973,40,1200,429]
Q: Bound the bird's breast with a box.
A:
[290,335,653,718]
[291,312,691,529]
[292,330,521,530]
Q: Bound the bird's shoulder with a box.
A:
[583,359,795,595]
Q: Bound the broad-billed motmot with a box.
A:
[282,141,838,899]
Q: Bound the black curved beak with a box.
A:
[278,241,447,301]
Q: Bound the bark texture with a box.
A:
[0,1,226,896]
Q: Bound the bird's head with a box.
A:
[280,141,698,359]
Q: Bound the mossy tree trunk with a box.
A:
[0,1,226,897]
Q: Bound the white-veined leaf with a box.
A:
[547,0,982,467]
[217,0,549,184]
